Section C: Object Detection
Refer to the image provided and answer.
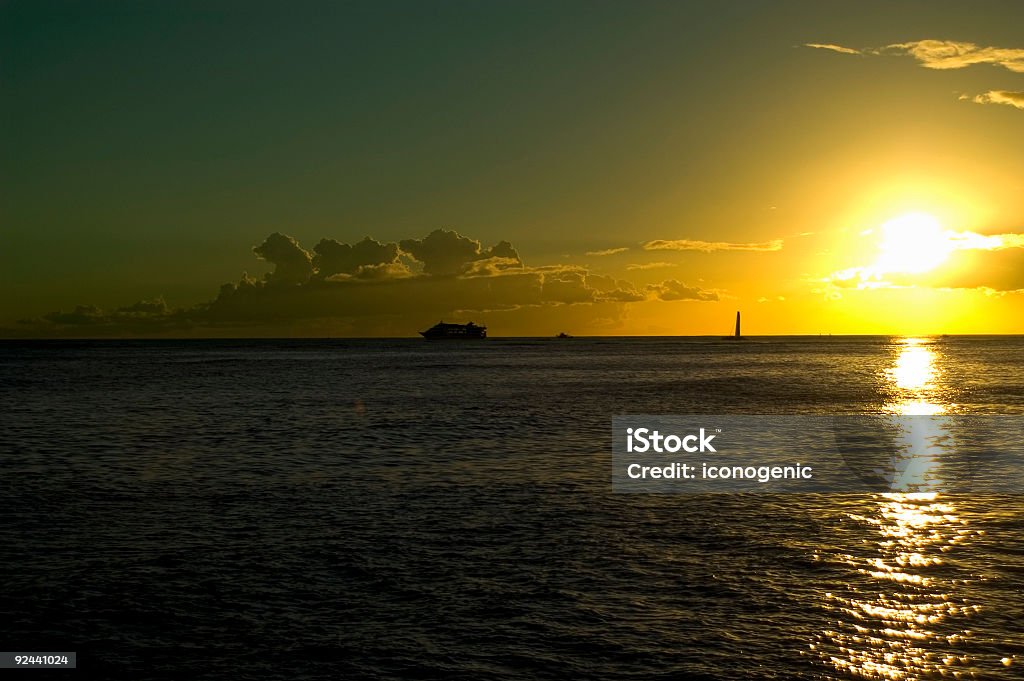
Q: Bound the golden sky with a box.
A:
[3,2,1024,336]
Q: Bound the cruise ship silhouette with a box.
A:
[419,321,487,339]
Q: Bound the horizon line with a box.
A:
[3,333,1023,342]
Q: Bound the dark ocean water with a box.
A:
[1,336,1023,680]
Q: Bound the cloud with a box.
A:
[964,90,1024,110]
[540,271,595,304]
[347,262,414,280]
[253,233,315,284]
[585,247,629,256]
[206,260,641,322]
[585,274,647,302]
[886,40,1024,73]
[646,280,719,302]
[398,229,522,275]
[808,39,1024,112]
[805,43,860,55]
[41,304,107,326]
[313,236,402,277]
[600,288,648,303]
[35,298,185,331]
[16,229,707,337]
[626,262,676,270]
[931,248,1024,291]
[806,39,1024,72]
[461,256,526,277]
[828,228,1024,292]
[642,239,783,252]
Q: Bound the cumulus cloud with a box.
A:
[253,233,314,284]
[313,236,402,277]
[963,90,1024,110]
[585,247,629,256]
[112,298,172,318]
[643,239,783,252]
[646,280,719,302]
[600,288,647,303]
[541,271,595,304]
[350,262,413,280]
[17,228,716,337]
[585,274,647,302]
[206,261,636,321]
[42,304,107,326]
[399,229,480,275]
[398,229,522,275]
[462,256,525,277]
[36,298,186,332]
[487,239,521,262]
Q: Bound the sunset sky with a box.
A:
[4,0,1024,336]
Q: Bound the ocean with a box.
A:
[1,336,1022,679]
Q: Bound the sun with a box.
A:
[872,212,955,275]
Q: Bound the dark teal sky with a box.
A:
[4,1,1024,335]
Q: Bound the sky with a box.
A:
[3,0,1024,337]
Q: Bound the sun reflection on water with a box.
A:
[884,338,948,416]
[814,337,987,680]
[888,340,937,392]
[880,338,953,491]
[817,492,983,680]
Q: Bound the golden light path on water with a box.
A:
[814,337,991,680]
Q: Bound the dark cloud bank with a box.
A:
[14,229,720,337]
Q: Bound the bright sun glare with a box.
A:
[832,208,1014,288]
[873,212,954,275]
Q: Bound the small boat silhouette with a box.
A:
[722,311,745,340]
